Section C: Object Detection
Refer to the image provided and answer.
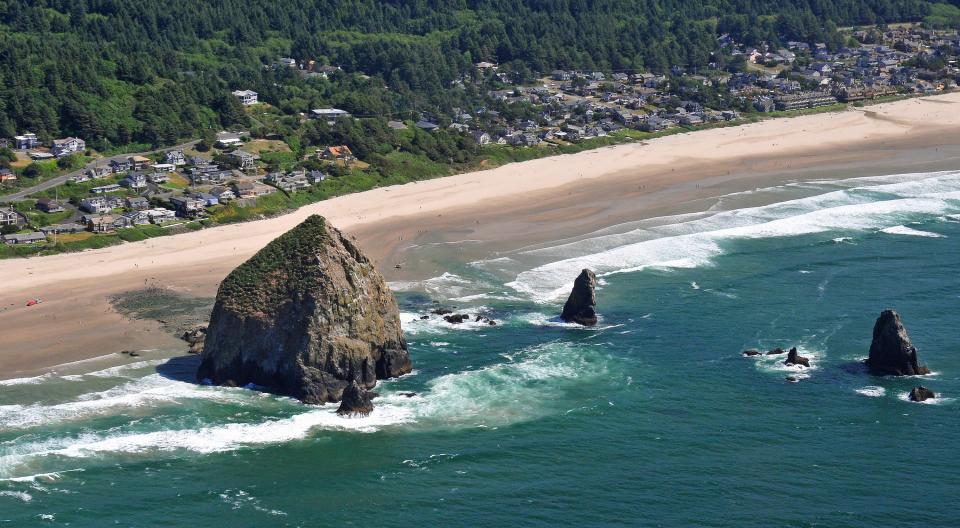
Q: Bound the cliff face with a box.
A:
[197,215,412,404]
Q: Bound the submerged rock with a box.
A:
[909,386,936,402]
[560,269,598,326]
[784,347,810,368]
[197,215,412,404]
[766,348,786,356]
[337,381,375,416]
[866,310,930,376]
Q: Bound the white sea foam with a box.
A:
[0,375,259,429]
[0,374,54,386]
[400,310,497,335]
[880,225,945,238]
[0,491,32,502]
[855,386,886,397]
[507,171,960,300]
[746,347,821,379]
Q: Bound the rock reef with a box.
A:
[197,215,412,404]
[866,310,930,376]
[560,269,598,326]
[909,386,936,402]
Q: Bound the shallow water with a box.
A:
[2,170,959,526]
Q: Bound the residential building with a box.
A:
[51,137,85,157]
[228,150,260,171]
[110,159,133,173]
[145,208,176,223]
[0,207,18,226]
[321,145,354,162]
[310,108,351,123]
[80,197,110,214]
[232,89,258,105]
[2,232,46,245]
[209,186,236,202]
[0,168,16,183]
[169,196,206,216]
[216,132,243,148]
[125,197,150,210]
[35,198,65,213]
[165,150,186,166]
[87,215,117,233]
[14,133,39,150]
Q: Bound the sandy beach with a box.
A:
[3,93,960,377]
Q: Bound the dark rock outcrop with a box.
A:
[766,348,786,356]
[337,381,375,416]
[908,386,936,402]
[742,349,762,357]
[784,347,810,368]
[560,269,598,326]
[197,215,412,404]
[866,310,930,376]
[443,314,468,324]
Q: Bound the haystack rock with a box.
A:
[197,215,412,404]
[909,386,936,402]
[866,310,930,376]
[560,269,598,326]
[337,381,375,416]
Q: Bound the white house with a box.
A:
[14,133,39,150]
[51,137,85,157]
[232,90,258,105]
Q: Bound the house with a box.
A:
[125,197,150,210]
[188,168,232,186]
[120,172,148,190]
[165,150,186,166]
[191,192,219,207]
[86,166,112,179]
[216,132,243,148]
[233,181,257,199]
[209,186,236,202]
[0,168,16,183]
[470,131,491,146]
[265,171,311,193]
[145,208,176,223]
[2,231,46,245]
[30,152,55,161]
[80,197,110,213]
[35,198,65,213]
[277,57,297,68]
[118,211,150,227]
[0,207,19,226]
[14,133,39,150]
[321,145,354,162]
[40,223,85,235]
[415,120,440,132]
[110,159,132,173]
[387,120,408,130]
[151,163,176,174]
[148,171,169,184]
[87,215,117,233]
[232,89,258,105]
[228,150,260,171]
[90,183,122,194]
[309,108,351,123]
[128,156,150,171]
[306,170,326,184]
[169,196,206,216]
[51,137,86,157]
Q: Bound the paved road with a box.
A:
[0,140,199,203]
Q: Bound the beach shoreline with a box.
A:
[3,93,960,378]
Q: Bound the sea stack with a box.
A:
[197,215,412,404]
[908,386,936,402]
[337,381,375,416]
[560,269,598,326]
[866,310,930,376]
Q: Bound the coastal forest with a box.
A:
[0,0,956,150]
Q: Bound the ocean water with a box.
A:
[3,170,960,526]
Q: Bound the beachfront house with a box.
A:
[118,211,151,227]
[145,208,176,223]
[232,90,258,105]
[51,137,86,157]
[14,133,39,150]
[320,145,354,162]
[87,215,117,233]
[2,232,47,245]
[169,196,206,216]
[209,186,236,202]
[80,197,110,214]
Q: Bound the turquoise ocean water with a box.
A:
[2,170,959,526]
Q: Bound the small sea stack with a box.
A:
[908,386,936,402]
[337,381,375,416]
[784,347,810,368]
[866,310,930,376]
[560,269,598,326]
[197,215,412,405]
